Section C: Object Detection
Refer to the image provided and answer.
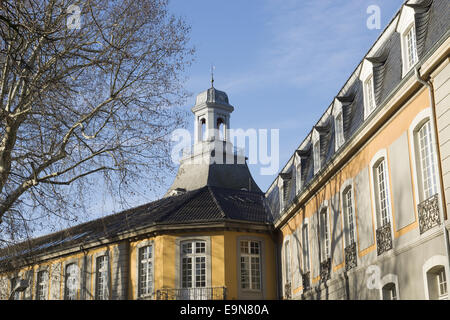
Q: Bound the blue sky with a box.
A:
[166,0,405,192]
[84,0,406,220]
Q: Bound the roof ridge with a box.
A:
[207,186,227,218]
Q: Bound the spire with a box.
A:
[210,64,215,88]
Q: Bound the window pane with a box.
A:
[418,120,438,200]
[36,270,49,300]
[139,246,153,297]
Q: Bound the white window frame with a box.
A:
[318,202,331,262]
[369,149,394,232]
[423,255,450,300]
[283,238,291,285]
[64,262,80,300]
[397,5,419,77]
[180,240,207,289]
[302,220,310,274]
[239,239,262,292]
[137,243,154,299]
[340,179,357,249]
[333,98,345,151]
[359,58,376,119]
[408,108,440,207]
[35,269,49,300]
[379,273,400,300]
[94,254,109,300]
[312,129,321,174]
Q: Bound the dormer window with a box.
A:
[360,59,376,119]
[364,75,376,114]
[313,140,320,173]
[404,24,418,71]
[335,112,344,148]
[397,4,419,77]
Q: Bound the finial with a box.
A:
[210,64,215,88]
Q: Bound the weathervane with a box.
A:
[210,64,215,88]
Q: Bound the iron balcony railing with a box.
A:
[284,282,291,300]
[302,272,310,291]
[156,287,227,300]
[418,193,440,234]
[376,222,393,256]
[344,242,357,271]
[319,258,331,282]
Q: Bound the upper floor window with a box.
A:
[373,158,391,227]
[397,5,419,77]
[319,208,330,262]
[313,140,321,173]
[404,24,418,71]
[138,245,153,298]
[284,240,291,284]
[343,186,356,246]
[335,112,345,149]
[416,119,438,201]
[302,223,310,273]
[240,240,261,291]
[36,270,49,300]
[64,263,79,300]
[95,255,109,300]
[364,75,376,114]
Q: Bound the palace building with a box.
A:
[1,0,449,300]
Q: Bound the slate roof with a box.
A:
[0,186,272,264]
[266,0,450,222]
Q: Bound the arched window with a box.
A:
[382,282,397,300]
[284,240,291,284]
[36,270,49,300]
[426,265,448,300]
[217,117,225,141]
[200,118,206,141]
[343,186,356,246]
[64,263,79,300]
[370,150,393,256]
[319,207,330,262]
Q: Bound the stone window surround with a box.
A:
[174,236,211,290]
[134,239,155,300]
[422,255,450,300]
[92,249,111,300]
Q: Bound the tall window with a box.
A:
[335,113,344,148]
[319,209,330,261]
[343,187,355,246]
[416,120,438,200]
[240,240,261,291]
[404,24,418,71]
[364,75,376,114]
[427,266,448,300]
[382,283,397,300]
[95,255,109,300]
[373,159,391,227]
[302,224,310,273]
[138,245,153,298]
[284,240,291,284]
[313,140,321,173]
[181,241,206,289]
[64,263,79,300]
[36,270,49,300]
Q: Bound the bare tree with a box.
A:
[0,0,194,244]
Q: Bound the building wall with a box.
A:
[280,87,449,299]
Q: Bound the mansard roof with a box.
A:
[0,186,272,267]
[266,0,450,222]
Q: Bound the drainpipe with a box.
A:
[415,66,450,281]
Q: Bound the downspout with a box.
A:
[415,66,450,283]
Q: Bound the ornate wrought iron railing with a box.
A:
[376,222,393,256]
[302,272,310,291]
[344,242,357,271]
[156,287,227,300]
[418,193,440,234]
[319,258,331,282]
[284,282,291,300]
